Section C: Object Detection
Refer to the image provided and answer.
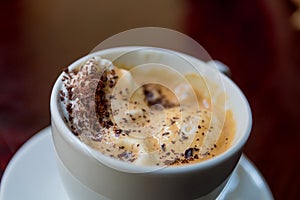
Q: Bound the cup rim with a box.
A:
[50,46,252,174]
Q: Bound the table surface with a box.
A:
[1,1,300,200]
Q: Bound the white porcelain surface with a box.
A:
[0,127,68,200]
[0,127,273,200]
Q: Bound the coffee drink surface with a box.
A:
[60,57,235,166]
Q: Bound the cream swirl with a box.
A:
[60,56,233,166]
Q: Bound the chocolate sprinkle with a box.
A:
[184,148,194,159]
[161,143,166,151]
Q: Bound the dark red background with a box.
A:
[1,0,299,199]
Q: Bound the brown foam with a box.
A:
[60,57,236,166]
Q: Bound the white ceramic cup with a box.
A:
[50,46,252,200]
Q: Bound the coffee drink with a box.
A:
[60,56,235,166]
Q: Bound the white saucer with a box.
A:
[0,127,273,200]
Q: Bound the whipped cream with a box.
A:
[60,56,234,166]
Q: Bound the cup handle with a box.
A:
[207,60,232,78]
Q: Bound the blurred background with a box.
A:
[0,0,299,199]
